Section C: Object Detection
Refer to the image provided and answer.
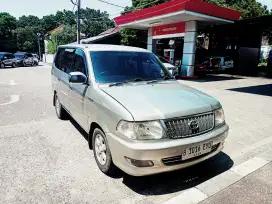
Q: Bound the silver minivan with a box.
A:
[51,44,229,176]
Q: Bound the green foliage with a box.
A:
[0,12,17,51]
[0,8,113,53]
[204,0,271,19]
[47,25,77,54]
[79,8,114,37]
[13,27,36,51]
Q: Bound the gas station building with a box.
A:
[114,0,241,76]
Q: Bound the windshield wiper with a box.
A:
[108,82,124,87]
[125,78,146,82]
[147,76,175,84]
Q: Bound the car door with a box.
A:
[68,49,89,131]
[54,48,75,110]
[2,54,10,65]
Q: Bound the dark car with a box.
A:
[268,49,272,68]
[0,52,17,68]
[14,52,35,67]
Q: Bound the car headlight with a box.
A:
[117,120,165,140]
[214,108,225,126]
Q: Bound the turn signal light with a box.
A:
[125,157,154,167]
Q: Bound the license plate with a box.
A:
[182,141,213,160]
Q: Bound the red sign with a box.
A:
[152,22,185,36]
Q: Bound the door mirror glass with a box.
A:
[69,72,87,84]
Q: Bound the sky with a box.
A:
[0,0,271,19]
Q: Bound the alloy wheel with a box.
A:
[95,134,107,165]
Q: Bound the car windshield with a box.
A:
[90,51,171,84]
[15,54,25,59]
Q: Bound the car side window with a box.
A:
[74,49,87,75]
[55,48,65,71]
[62,48,76,74]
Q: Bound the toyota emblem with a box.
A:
[188,119,199,131]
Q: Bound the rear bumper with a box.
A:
[107,124,229,176]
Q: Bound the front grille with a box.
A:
[164,112,214,139]
[162,143,220,166]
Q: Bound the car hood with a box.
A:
[100,81,221,121]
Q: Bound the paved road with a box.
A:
[0,65,271,204]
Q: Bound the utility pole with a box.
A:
[77,0,81,44]
[37,33,42,61]
[70,0,81,44]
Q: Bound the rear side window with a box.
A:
[55,48,65,70]
[6,54,15,59]
[55,48,76,73]
[55,48,87,75]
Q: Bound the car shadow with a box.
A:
[122,152,233,195]
[181,74,244,83]
[227,84,272,97]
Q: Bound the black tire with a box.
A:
[54,94,66,120]
[0,63,4,68]
[12,62,17,68]
[92,128,117,175]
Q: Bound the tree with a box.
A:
[47,25,77,54]
[17,15,41,28]
[0,12,17,51]
[13,27,37,52]
[204,0,271,19]
[55,10,76,26]
[41,14,59,33]
[78,8,114,38]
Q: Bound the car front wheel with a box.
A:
[0,63,4,68]
[92,128,117,176]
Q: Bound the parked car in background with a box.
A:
[32,54,39,65]
[0,52,17,68]
[268,49,272,68]
[156,55,179,75]
[52,44,228,176]
[14,52,35,67]
[195,56,234,73]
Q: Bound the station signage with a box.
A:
[152,22,185,37]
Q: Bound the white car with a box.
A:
[157,56,179,75]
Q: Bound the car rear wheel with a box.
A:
[92,128,117,176]
[54,94,66,120]
[12,62,17,68]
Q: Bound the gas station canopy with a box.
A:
[114,0,241,29]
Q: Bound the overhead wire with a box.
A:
[97,0,126,8]
[89,0,161,20]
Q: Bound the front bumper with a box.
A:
[107,124,229,176]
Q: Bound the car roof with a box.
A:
[58,44,151,53]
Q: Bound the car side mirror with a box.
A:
[69,72,87,84]
[3,56,7,59]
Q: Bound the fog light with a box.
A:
[125,157,154,167]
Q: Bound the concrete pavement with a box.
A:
[0,65,271,204]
